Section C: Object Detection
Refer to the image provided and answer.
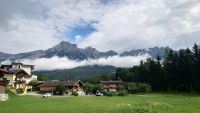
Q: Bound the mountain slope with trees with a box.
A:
[116,43,200,92]
[33,65,116,80]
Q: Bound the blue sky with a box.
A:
[66,24,96,43]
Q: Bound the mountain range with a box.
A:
[0,41,169,61]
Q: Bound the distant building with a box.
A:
[100,81,123,92]
[0,62,37,95]
[38,80,85,95]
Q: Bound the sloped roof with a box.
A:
[9,68,31,77]
[1,62,34,70]
[38,80,83,87]
[0,68,31,77]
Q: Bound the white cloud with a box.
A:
[78,0,200,52]
[0,0,113,53]
[0,17,62,53]
[1,55,149,70]
[75,35,82,44]
[1,0,200,54]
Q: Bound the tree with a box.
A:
[28,80,38,86]
[55,84,65,95]
[38,75,48,81]
[83,82,93,95]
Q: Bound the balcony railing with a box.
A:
[15,80,26,84]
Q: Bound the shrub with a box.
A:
[28,80,38,86]
[55,84,65,95]
[125,82,152,94]
[92,84,103,94]
[137,83,152,93]
[72,92,78,96]
[16,88,24,94]
[83,83,103,94]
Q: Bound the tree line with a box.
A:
[116,44,200,92]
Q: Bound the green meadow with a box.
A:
[0,93,200,113]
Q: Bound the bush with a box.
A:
[83,82,103,94]
[125,82,152,94]
[137,83,152,93]
[55,84,65,95]
[72,92,78,96]
[16,88,24,94]
[28,80,38,86]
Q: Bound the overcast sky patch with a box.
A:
[0,0,200,53]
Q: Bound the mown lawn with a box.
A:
[0,92,200,113]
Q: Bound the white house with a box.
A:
[0,62,37,84]
[0,62,38,95]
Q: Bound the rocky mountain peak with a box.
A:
[84,46,97,52]
[52,41,78,50]
[0,41,169,61]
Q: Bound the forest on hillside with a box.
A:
[33,65,116,80]
[116,44,200,92]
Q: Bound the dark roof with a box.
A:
[38,80,83,87]
[0,68,31,77]
[100,81,123,84]
[12,62,34,66]
[1,62,34,70]
[8,68,31,77]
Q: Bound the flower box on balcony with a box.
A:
[15,80,26,84]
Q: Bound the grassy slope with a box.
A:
[0,93,200,113]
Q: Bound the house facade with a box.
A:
[100,81,123,92]
[0,82,6,94]
[39,80,85,95]
[0,62,37,95]
[1,62,37,83]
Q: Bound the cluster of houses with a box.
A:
[0,62,123,97]
[38,80,85,95]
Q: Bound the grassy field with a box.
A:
[0,92,200,113]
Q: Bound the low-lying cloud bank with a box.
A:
[1,55,150,70]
